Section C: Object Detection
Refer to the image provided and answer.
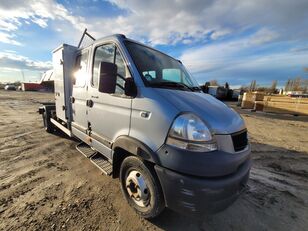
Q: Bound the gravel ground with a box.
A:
[0,90,307,231]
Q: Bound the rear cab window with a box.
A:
[74,51,89,87]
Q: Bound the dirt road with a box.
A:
[0,90,307,231]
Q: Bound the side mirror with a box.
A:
[98,61,117,93]
[125,77,137,97]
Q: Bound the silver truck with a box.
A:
[39,31,251,218]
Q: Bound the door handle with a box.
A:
[140,111,150,118]
[86,99,94,107]
[70,96,75,103]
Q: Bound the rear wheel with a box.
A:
[120,156,165,219]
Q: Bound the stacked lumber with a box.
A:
[241,93,254,109]
[254,101,264,111]
[263,96,308,115]
[241,92,265,109]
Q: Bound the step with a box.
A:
[76,142,97,158]
[90,153,113,176]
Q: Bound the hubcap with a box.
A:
[125,170,150,207]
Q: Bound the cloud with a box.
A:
[31,17,48,28]
[0,51,51,83]
[0,0,87,46]
[179,27,285,74]
[0,19,19,31]
[0,0,86,30]
[103,0,214,45]
[180,37,308,85]
[0,32,22,46]
[104,0,308,45]
[0,51,52,71]
[210,29,233,40]
[290,46,308,53]
[1,0,307,47]
[248,28,279,45]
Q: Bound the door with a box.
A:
[53,46,67,122]
[71,50,89,133]
[87,43,132,159]
[53,45,77,122]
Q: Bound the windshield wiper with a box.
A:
[149,81,195,91]
[191,86,202,91]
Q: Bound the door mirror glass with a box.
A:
[98,61,117,93]
[125,77,137,97]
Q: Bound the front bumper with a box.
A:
[154,144,251,215]
[156,143,251,177]
[155,158,251,215]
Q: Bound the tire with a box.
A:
[120,156,165,219]
[42,111,54,133]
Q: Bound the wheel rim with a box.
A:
[125,170,150,208]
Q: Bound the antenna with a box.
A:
[78,28,95,48]
[21,69,25,82]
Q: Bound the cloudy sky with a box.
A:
[0,0,307,87]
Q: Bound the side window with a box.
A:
[74,51,88,87]
[92,44,115,88]
[92,44,129,95]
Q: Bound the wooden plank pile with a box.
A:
[240,92,308,115]
[241,92,265,109]
[263,96,308,115]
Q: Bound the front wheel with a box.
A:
[120,156,165,219]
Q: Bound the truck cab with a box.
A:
[39,34,251,218]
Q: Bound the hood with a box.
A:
[154,89,246,134]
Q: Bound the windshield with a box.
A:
[125,41,200,91]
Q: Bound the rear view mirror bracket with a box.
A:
[125,77,137,97]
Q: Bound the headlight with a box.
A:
[166,113,217,152]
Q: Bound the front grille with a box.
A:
[231,130,248,152]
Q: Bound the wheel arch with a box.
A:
[111,135,161,178]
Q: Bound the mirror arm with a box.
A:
[124,77,137,97]
[117,74,126,81]
[116,84,125,90]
